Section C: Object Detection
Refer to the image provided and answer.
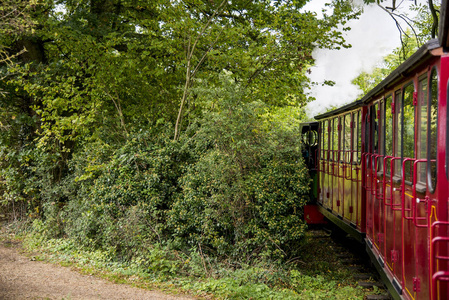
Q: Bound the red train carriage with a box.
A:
[301,2,449,299]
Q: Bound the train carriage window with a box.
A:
[428,68,438,192]
[344,114,351,163]
[417,75,428,184]
[403,83,416,182]
[385,95,393,176]
[394,90,402,177]
[357,110,361,164]
[338,117,342,162]
[379,100,384,171]
[324,120,329,160]
[372,103,379,170]
[333,117,339,161]
[329,119,333,161]
[352,112,357,164]
[373,103,379,154]
[365,107,371,164]
[320,121,324,159]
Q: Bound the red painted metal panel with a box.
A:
[304,204,327,224]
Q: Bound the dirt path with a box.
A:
[0,240,195,300]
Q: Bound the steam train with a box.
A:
[301,2,449,299]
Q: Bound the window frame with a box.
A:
[417,74,428,188]
[428,66,439,193]
[384,94,393,177]
[402,81,416,185]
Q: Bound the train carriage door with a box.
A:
[392,88,404,287]
[319,121,325,205]
[332,117,340,214]
[343,113,353,223]
[354,110,362,229]
[412,71,434,300]
[323,120,331,208]
[384,95,397,276]
[337,116,344,217]
[402,82,417,299]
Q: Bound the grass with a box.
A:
[0,223,375,299]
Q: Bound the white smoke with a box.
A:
[303,0,424,117]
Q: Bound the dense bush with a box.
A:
[168,93,310,260]
[1,88,310,263]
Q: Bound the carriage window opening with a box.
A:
[352,112,357,164]
[344,114,351,163]
[373,103,379,154]
[365,108,371,167]
[324,120,329,160]
[320,122,323,159]
[331,118,335,161]
[385,95,393,176]
[372,103,379,170]
[403,83,415,182]
[394,90,402,177]
[357,110,361,164]
[379,100,384,171]
[333,118,339,161]
[338,117,343,162]
[428,68,438,192]
[417,76,428,185]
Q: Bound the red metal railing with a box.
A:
[412,159,429,228]
[431,221,449,300]
[401,158,415,221]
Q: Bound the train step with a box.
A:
[354,273,373,280]
[365,295,391,300]
[358,281,384,288]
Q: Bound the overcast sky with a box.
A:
[303,0,428,117]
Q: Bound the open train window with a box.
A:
[324,120,329,160]
[372,102,379,170]
[344,113,351,163]
[394,89,402,179]
[357,110,361,164]
[333,117,339,161]
[379,100,384,172]
[352,112,357,164]
[331,118,335,161]
[385,95,393,176]
[417,75,428,186]
[403,82,415,183]
[338,116,343,162]
[428,67,438,193]
[365,107,371,167]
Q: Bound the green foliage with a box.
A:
[15,227,368,300]
[0,0,359,289]
[169,85,310,260]
[61,129,193,255]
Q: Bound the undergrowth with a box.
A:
[0,222,370,300]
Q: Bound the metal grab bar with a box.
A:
[361,153,368,189]
[344,150,356,180]
[430,221,449,300]
[412,159,428,228]
[382,156,393,206]
[432,271,449,300]
[386,156,402,210]
[371,154,383,199]
[364,153,375,192]
[401,158,415,220]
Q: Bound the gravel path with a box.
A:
[0,240,195,300]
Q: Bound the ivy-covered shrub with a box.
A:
[168,95,310,260]
[60,129,194,257]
